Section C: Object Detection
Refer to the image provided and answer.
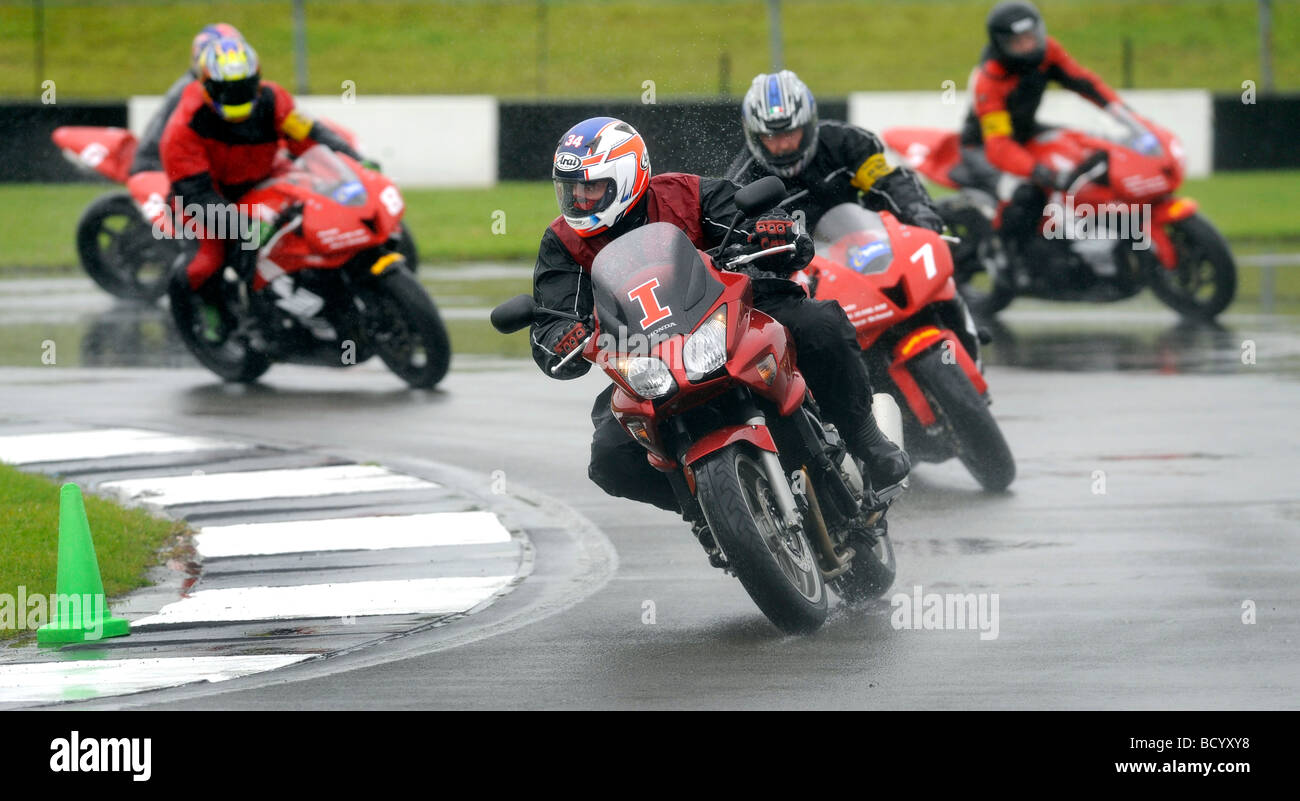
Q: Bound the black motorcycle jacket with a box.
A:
[726,120,942,233]
[530,172,744,378]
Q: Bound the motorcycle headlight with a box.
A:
[684,308,727,381]
[618,357,676,400]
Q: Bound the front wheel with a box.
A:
[167,265,271,383]
[364,267,451,388]
[908,346,1016,491]
[395,222,419,271]
[694,445,827,634]
[936,194,1015,317]
[1147,212,1236,321]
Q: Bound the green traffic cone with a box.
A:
[36,483,130,645]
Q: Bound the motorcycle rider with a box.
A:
[129,23,243,176]
[961,0,1158,270]
[726,70,945,235]
[160,35,370,341]
[531,117,909,562]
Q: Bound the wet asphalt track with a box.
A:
[2,280,1298,709]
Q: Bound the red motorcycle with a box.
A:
[51,126,180,301]
[801,204,1015,492]
[168,145,450,388]
[883,116,1236,320]
[492,177,904,634]
[51,123,418,303]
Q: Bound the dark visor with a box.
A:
[555,178,615,218]
[204,75,260,108]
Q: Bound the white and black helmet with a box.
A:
[741,70,819,179]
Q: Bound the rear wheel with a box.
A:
[936,195,1015,317]
[167,265,271,383]
[694,445,827,634]
[832,516,897,604]
[364,267,451,388]
[1147,212,1236,321]
[908,346,1015,491]
[76,193,177,302]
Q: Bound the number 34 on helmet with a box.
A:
[553,117,651,239]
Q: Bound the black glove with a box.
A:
[906,205,945,234]
[746,209,814,275]
[1030,162,1071,191]
[552,319,589,358]
[1031,151,1108,193]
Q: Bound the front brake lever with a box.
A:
[725,243,797,268]
[550,335,592,374]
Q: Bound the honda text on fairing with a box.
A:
[50,124,418,303]
[167,145,450,388]
[802,203,1015,491]
[494,177,907,634]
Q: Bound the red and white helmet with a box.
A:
[552,117,651,238]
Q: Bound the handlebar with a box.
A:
[550,335,592,374]
[724,243,796,268]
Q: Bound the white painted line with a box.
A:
[0,428,249,465]
[195,511,513,558]
[0,655,310,705]
[133,576,514,626]
[99,465,437,507]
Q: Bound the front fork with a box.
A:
[669,389,863,576]
[667,392,802,534]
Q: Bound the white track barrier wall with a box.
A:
[129,90,1212,187]
[849,89,1212,178]
[128,95,498,188]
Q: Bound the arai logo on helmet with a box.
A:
[555,152,583,172]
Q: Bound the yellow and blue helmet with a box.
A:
[190,23,244,75]
[199,37,261,122]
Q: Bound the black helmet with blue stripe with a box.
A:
[741,70,819,179]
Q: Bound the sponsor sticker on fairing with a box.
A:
[848,241,892,273]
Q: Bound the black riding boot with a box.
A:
[845,410,910,488]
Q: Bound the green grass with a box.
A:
[1182,172,1300,245]
[0,181,559,269]
[0,0,1296,99]
[0,464,185,642]
[4,170,1295,269]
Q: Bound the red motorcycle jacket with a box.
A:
[160,79,361,230]
[530,172,740,376]
[961,36,1122,177]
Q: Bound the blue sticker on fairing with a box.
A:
[848,241,892,273]
[332,180,366,206]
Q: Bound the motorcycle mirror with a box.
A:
[734,175,788,216]
[491,294,538,334]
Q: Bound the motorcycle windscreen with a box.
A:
[262,145,368,207]
[812,203,894,275]
[591,222,725,342]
